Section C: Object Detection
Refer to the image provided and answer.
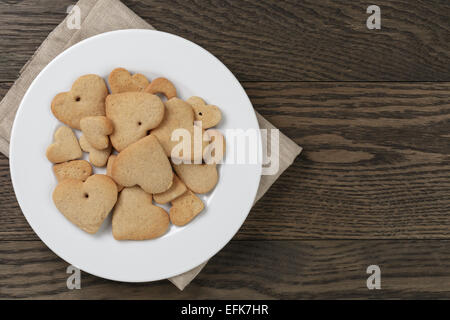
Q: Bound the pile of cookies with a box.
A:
[46,68,224,240]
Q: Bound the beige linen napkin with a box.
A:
[0,0,302,290]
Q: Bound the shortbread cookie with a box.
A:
[52,174,117,234]
[154,174,187,204]
[112,135,173,194]
[187,96,222,129]
[53,160,92,182]
[145,77,177,99]
[106,155,123,192]
[108,68,150,94]
[79,135,111,167]
[203,129,226,164]
[51,74,108,130]
[106,92,165,151]
[80,116,113,150]
[151,98,208,161]
[173,163,218,194]
[46,126,82,163]
[112,187,169,240]
[169,190,204,226]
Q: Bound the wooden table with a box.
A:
[1,0,449,299]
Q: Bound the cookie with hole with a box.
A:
[51,74,109,130]
[187,96,222,129]
[52,174,118,234]
[106,92,165,151]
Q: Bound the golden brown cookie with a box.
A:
[46,126,82,163]
[51,74,108,130]
[112,187,170,240]
[153,174,187,204]
[106,155,124,192]
[106,92,165,151]
[79,135,111,167]
[108,68,150,94]
[53,160,92,182]
[111,135,173,194]
[52,174,118,234]
[187,96,222,129]
[80,116,113,150]
[173,163,218,194]
[151,97,208,162]
[169,190,204,226]
[145,77,177,99]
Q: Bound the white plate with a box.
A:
[10,30,261,282]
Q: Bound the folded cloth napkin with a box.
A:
[0,0,302,290]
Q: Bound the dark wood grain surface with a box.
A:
[0,0,449,82]
[1,0,450,299]
[3,240,450,299]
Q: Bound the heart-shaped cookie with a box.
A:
[112,134,173,194]
[153,174,187,204]
[187,96,222,129]
[112,187,170,240]
[46,126,82,163]
[151,97,208,162]
[53,160,92,182]
[52,174,118,234]
[80,116,113,150]
[106,92,165,151]
[145,77,177,99]
[169,190,204,226]
[108,68,150,94]
[51,74,109,130]
[79,135,111,167]
[173,163,218,194]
